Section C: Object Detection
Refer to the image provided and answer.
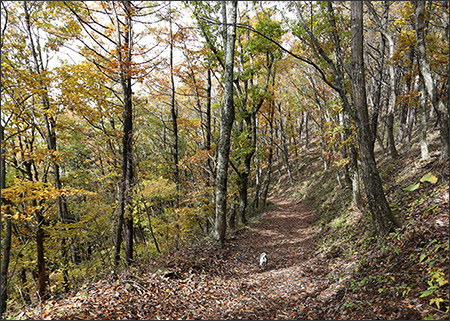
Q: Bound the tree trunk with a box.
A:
[386,111,399,159]
[252,163,262,210]
[305,111,309,151]
[402,50,417,146]
[349,145,363,209]
[35,209,47,300]
[214,1,237,244]
[144,204,161,254]
[114,187,124,265]
[369,34,385,143]
[0,125,12,318]
[397,104,408,144]
[297,114,304,149]
[169,7,180,249]
[236,164,248,226]
[418,81,430,160]
[112,1,134,265]
[277,102,294,185]
[367,1,399,159]
[228,200,236,230]
[351,1,401,236]
[415,1,449,161]
[262,103,275,207]
[23,0,54,299]
[204,68,212,234]
[338,112,352,189]
[205,68,213,177]
[404,101,415,145]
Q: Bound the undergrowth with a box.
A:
[274,133,449,320]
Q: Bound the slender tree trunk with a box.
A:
[0,125,12,317]
[304,111,309,151]
[144,203,160,254]
[23,0,54,299]
[298,114,304,149]
[402,50,417,145]
[169,8,180,249]
[379,106,388,149]
[228,199,237,230]
[112,1,134,265]
[205,69,212,161]
[386,111,398,158]
[35,208,47,300]
[351,1,401,236]
[397,105,408,144]
[214,1,237,244]
[277,102,293,185]
[204,68,212,234]
[367,1,399,159]
[338,112,352,189]
[418,81,430,160]
[252,162,262,210]
[415,1,449,161]
[114,187,124,265]
[369,38,385,143]
[349,145,362,209]
[319,132,327,170]
[404,101,415,145]
[262,103,275,207]
[236,161,249,226]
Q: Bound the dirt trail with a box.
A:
[231,197,317,271]
[213,197,337,319]
[158,196,332,320]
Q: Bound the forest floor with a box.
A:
[20,197,356,320]
[15,134,449,320]
[18,193,445,320]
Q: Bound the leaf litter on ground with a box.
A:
[18,190,448,320]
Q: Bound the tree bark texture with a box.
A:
[351,1,401,236]
[0,125,12,317]
[418,81,430,160]
[215,1,237,244]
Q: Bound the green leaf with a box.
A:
[403,182,420,191]
[420,173,438,184]
[420,289,434,297]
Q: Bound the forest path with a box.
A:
[210,196,339,319]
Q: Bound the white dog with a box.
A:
[259,252,267,268]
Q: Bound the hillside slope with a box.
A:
[11,133,449,320]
